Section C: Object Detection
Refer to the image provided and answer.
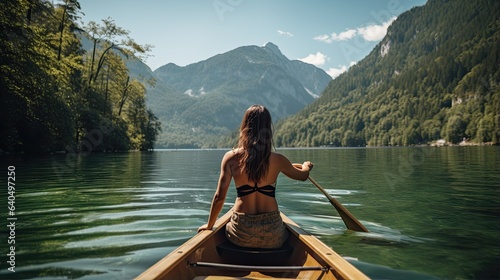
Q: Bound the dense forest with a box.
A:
[0,0,161,153]
[273,0,500,147]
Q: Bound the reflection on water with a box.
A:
[0,147,498,279]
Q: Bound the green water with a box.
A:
[0,147,499,279]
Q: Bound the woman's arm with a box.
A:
[198,151,233,231]
[276,153,313,181]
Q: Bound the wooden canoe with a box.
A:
[135,209,370,280]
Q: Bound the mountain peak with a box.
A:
[263,42,282,55]
[148,42,331,148]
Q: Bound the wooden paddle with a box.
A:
[308,176,369,232]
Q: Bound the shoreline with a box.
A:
[1,142,498,156]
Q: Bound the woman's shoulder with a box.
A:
[269,152,293,174]
[270,151,285,156]
[270,152,288,162]
[231,147,243,154]
[226,148,242,156]
[223,148,241,160]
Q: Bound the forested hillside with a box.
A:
[274,0,500,147]
[0,0,161,153]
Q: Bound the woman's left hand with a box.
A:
[198,224,211,232]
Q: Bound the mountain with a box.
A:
[146,42,331,148]
[274,0,500,147]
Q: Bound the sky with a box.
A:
[77,0,427,78]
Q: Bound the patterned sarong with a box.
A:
[225,210,289,248]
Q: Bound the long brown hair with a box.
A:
[237,105,273,183]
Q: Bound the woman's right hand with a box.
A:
[281,154,312,181]
[302,161,313,171]
[293,162,313,171]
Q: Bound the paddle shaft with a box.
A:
[308,176,369,232]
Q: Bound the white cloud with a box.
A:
[315,29,357,43]
[314,17,397,43]
[277,30,294,37]
[331,29,357,41]
[327,65,348,79]
[357,16,396,41]
[313,34,331,43]
[298,52,328,66]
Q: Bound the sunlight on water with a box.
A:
[0,147,498,279]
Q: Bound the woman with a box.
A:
[198,105,313,248]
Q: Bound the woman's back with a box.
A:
[229,151,310,214]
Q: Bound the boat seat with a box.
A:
[217,241,293,255]
[191,262,325,272]
[190,262,326,280]
[216,242,293,266]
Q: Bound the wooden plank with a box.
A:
[191,261,326,272]
[135,210,233,280]
[193,277,297,280]
[281,213,370,280]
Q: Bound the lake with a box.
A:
[0,147,499,279]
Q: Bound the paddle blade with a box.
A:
[328,197,369,232]
[308,177,369,232]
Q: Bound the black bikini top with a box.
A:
[236,183,276,198]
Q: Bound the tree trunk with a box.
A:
[118,76,130,116]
